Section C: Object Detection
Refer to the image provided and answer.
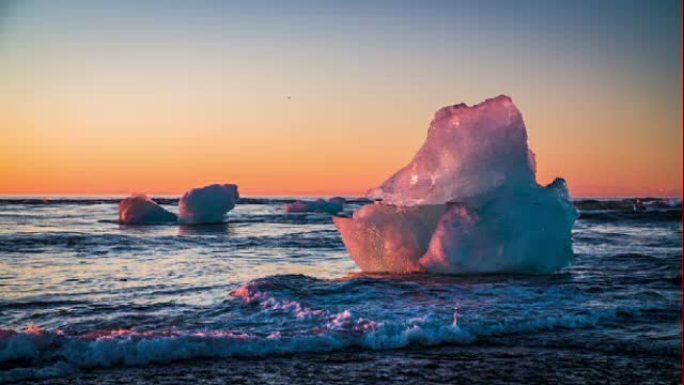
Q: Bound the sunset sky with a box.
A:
[1,0,681,197]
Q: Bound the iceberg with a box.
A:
[117,184,239,226]
[118,194,177,225]
[334,96,578,274]
[178,184,239,225]
[285,199,326,213]
[325,197,346,214]
[284,197,346,214]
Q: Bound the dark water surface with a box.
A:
[0,197,680,384]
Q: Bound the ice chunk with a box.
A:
[325,197,346,214]
[178,184,239,225]
[118,194,177,225]
[419,180,577,274]
[283,200,310,213]
[335,96,578,275]
[333,203,446,273]
[368,95,536,206]
[285,199,326,213]
[284,197,345,214]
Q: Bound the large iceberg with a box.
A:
[118,194,178,225]
[334,96,578,274]
[178,184,239,225]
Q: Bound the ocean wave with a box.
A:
[0,305,647,384]
[578,210,681,222]
[0,305,628,384]
[0,317,471,383]
[1,273,666,383]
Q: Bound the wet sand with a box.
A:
[34,344,681,385]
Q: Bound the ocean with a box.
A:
[0,197,681,384]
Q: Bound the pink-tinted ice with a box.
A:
[118,194,177,224]
[335,96,578,274]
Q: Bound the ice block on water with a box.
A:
[284,197,346,214]
[419,179,577,274]
[178,184,239,225]
[334,203,446,273]
[118,194,177,225]
[335,96,578,274]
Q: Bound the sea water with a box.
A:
[0,197,680,383]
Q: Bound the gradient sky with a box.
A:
[1,0,681,196]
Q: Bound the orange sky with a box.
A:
[0,1,681,197]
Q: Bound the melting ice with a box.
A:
[118,194,177,224]
[284,197,346,214]
[334,95,578,274]
[179,184,239,224]
[118,184,239,225]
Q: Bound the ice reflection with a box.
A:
[178,222,232,236]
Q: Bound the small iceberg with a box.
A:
[284,197,345,214]
[179,184,239,225]
[118,184,239,225]
[118,194,177,225]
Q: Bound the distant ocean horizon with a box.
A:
[0,193,681,200]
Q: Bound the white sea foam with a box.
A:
[0,304,636,383]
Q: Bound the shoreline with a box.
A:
[23,344,681,385]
